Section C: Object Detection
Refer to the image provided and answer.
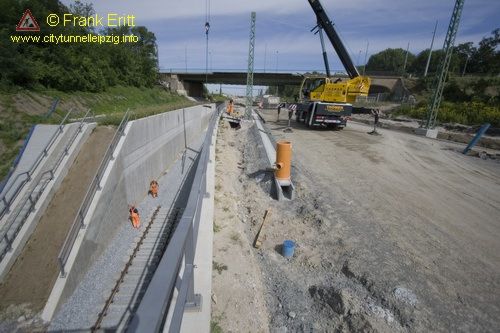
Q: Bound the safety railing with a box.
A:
[127,103,222,333]
[0,108,74,220]
[0,125,36,194]
[0,109,95,262]
[58,109,131,277]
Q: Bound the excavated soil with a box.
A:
[212,106,500,332]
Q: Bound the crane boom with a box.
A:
[307,0,360,78]
[294,0,370,130]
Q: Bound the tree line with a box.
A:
[0,0,158,92]
[365,29,499,76]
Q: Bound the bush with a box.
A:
[395,101,500,127]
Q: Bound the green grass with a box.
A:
[230,232,241,244]
[208,93,227,103]
[42,86,196,125]
[213,222,222,233]
[213,261,228,275]
[396,75,500,127]
[0,86,197,180]
[393,101,500,127]
[211,314,224,333]
[210,320,223,333]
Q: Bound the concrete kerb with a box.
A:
[0,123,96,283]
[179,110,218,333]
[415,127,439,139]
[251,110,295,201]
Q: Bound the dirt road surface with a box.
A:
[212,107,500,332]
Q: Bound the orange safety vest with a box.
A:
[227,103,234,114]
[150,183,158,197]
[130,208,140,228]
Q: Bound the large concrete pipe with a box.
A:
[275,141,292,183]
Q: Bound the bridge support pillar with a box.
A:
[159,74,204,97]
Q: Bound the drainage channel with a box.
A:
[92,206,184,331]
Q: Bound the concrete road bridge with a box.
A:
[159,71,408,98]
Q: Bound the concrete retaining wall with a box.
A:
[43,105,214,321]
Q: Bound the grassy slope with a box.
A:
[394,76,500,127]
[0,86,196,180]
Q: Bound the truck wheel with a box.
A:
[306,114,313,128]
[329,124,344,130]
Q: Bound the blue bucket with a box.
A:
[282,240,295,258]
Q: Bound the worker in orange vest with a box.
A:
[227,99,234,114]
[149,180,159,198]
[129,205,140,229]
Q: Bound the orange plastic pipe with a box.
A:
[275,141,292,181]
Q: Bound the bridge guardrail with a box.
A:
[58,109,131,277]
[127,103,222,333]
[0,109,95,262]
[0,108,74,221]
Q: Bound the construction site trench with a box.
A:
[0,102,498,332]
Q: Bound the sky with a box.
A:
[63,0,499,94]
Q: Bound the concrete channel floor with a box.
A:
[0,126,115,312]
[49,129,207,331]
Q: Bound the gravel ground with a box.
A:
[49,131,206,331]
[212,105,500,332]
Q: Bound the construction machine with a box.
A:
[295,0,371,129]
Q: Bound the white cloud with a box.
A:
[59,0,499,71]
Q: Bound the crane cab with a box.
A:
[300,75,371,104]
[296,75,371,129]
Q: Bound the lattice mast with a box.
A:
[424,0,465,129]
[245,12,256,118]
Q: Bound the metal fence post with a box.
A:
[96,175,102,191]
[59,257,66,278]
[79,211,85,228]
[28,194,36,213]
[184,220,202,311]
[3,234,11,252]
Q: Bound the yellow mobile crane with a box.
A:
[295,0,371,129]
